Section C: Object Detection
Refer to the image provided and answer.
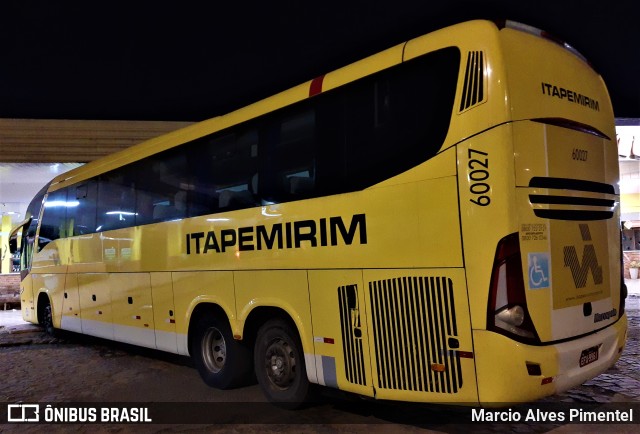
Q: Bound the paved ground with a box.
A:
[0,281,638,433]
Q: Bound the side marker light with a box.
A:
[431,363,447,372]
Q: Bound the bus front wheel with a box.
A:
[192,315,251,389]
[254,319,310,408]
[38,297,56,337]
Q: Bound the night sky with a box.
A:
[1,1,638,122]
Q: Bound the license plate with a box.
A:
[579,345,599,367]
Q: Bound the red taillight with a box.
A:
[487,233,541,344]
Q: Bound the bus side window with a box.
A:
[344,77,385,190]
[68,181,97,235]
[314,92,346,196]
[194,128,259,213]
[39,188,69,249]
[135,150,190,224]
[97,170,136,231]
[343,47,460,191]
[260,108,316,203]
[21,218,39,271]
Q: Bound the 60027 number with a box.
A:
[468,148,490,206]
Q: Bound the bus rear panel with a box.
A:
[460,22,625,403]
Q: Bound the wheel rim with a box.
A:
[264,337,297,390]
[201,327,226,373]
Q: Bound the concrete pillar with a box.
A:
[1,215,11,274]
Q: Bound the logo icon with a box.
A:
[563,224,603,288]
[7,404,40,422]
[529,253,550,289]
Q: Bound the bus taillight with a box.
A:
[487,233,541,344]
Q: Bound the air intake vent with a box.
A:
[528,177,616,221]
[369,276,462,393]
[459,51,485,112]
[529,177,615,194]
[338,285,367,386]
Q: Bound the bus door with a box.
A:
[10,218,37,322]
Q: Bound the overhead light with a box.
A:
[106,211,137,216]
[44,200,80,208]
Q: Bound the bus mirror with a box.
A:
[8,217,32,254]
[9,236,18,254]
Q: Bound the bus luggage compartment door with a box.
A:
[363,268,477,403]
[308,270,374,398]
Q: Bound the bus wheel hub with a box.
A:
[266,339,295,388]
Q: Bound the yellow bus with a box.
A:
[11,20,627,406]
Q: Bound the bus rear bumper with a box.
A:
[553,314,627,394]
[473,314,627,404]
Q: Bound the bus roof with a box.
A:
[49,20,506,190]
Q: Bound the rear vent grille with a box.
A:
[529,177,615,194]
[338,285,367,386]
[529,177,616,221]
[459,51,485,112]
[369,276,462,393]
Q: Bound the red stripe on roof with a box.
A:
[309,75,325,97]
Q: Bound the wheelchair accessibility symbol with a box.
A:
[528,253,551,289]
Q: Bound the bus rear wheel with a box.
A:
[254,319,309,408]
[192,315,251,389]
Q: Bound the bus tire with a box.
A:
[254,319,309,408]
[192,315,251,389]
[40,298,56,337]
